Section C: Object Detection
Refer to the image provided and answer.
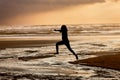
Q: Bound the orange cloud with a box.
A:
[0,0,104,25]
[1,0,120,25]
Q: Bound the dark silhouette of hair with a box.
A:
[61,25,67,31]
[54,25,78,60]
[61,25,69,41]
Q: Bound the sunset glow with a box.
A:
[0,0,120,25]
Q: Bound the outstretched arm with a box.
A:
[54,29,61,32]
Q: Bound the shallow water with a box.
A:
[0,35,120,79]
[0,24,120,79]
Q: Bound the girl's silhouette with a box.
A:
[54,25,78,60]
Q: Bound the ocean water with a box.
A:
[0,24,120,79]
[0,24,120,52]
[0,24,120,37]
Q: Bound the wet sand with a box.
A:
[0,40,58,48]
[0,36,120,79]
[70,52,120,70]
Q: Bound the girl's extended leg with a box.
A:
[65,43,78,60]
[56,41,64,54]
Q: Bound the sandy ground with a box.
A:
[0,36,120,79]
[70,52,120,70]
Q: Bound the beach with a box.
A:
[70,52,120,70]
[0,25,120,79]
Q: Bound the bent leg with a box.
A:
[65,43,78,60]
[56,41,64,54]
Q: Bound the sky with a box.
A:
[0,0,120,25]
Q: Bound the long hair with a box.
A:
[61,25,67,31]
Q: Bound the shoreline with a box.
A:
[0,72,82,80]
[70,53,120,71]
[0,40,57,48]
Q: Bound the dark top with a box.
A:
[61,28,69,41]
[59,25,69,42]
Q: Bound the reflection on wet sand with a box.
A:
[0,24,120,79]
[0,35,120,79]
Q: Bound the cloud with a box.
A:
[105,0,119,3]
[7,0,120,25]
[0,0,104,25]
